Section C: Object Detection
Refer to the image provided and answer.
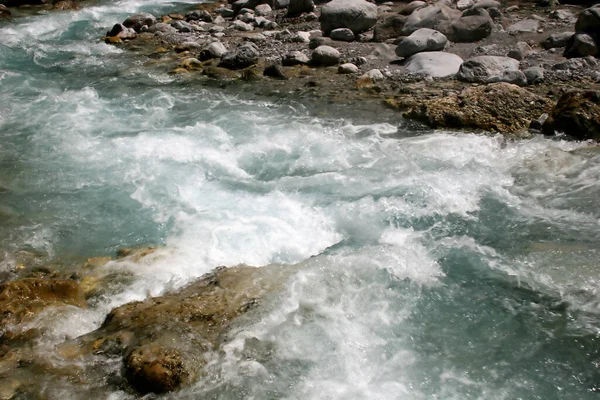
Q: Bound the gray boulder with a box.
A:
[437,15,492,42]
[287,0,315,17]
[200,40,228,60]
[507,19,539,34]
[311,45,341,66]
[218,43,260,69]
[523,66,544,84]
[395,28,447,58]
[471,0,500,9]
[402,4,461,35]
[457,56,520,83]
[543,32,575,50]
[338,63,359,74]
[399,1,426,15]
[404,51,463,77]
[373,15,407,42]
[171,20,193,33]
[488,69,527,86]
[123,13,156,32]
[273,0,289,9]
[107,23,137,39]
[282,51,310,66]
[144,23,177,34]
[232,20,254,31]
[330,28,355,41]
[575,5,600,35]
[564,33,598,58]
[255,4,272,16]
[320,0,378,35]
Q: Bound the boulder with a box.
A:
[507,41,532,61]
[457,56,520,83]
[311,45,341,66]
[361,69,384,81]
[123,13,156,33]
[542,90,600,140]
[309,36,333,49]
[200,41,228,60]
[507,19,539,34]
[373,15,407,43]
[457,0,474,11]
[470,0,500,9]
[254,4,272,16]
[575,5,600,35]
[0,278,86,341]
[287,0,315,17]
[543,32,575,50]
[523,66,544,84]
[107,24,137,40]
[488,69,527,86]
[185,10,212,22]
[404,51,463,77]
[549,9,575,22]
[338,63,359,73]
[404,83,552,134]
[218,43,260,69]
[263,64,288,79]
[395,28,447,58]
[330,28,355,42]
[402,4,461,35]
[437,15,492,42]
[232,20,254,31]
[564,33,598,58]
[282,51,310,66]
[171,20,193,33]
[320,0,378,35]
[125,345,191,394]
[399,1,426,16]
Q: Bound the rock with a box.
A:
[523,66,544,84]
[107,23,137,40]
[286,0,315,17]
[330,28,355,42]
[0,278,86,341]
[293,31,311,43]
[218,43,260,69]
[552,56,598,71]
[395,28,447,58]
[320,0,378,35]
[338,63,359,74]
[175,41,203,53]
[405,83,551,134]
[373,15,407,43]
[232,20,254,31]
[575,5,600,35]
[273,0,289,9]
[471,0,501,8]
[457,56,520,83]
[218,7,235,18]
[549,9,574,22]
[123,13,156,33]
[507,41,532,61]
[171,20,193,33]
[564,33,598,58]
[0,4,11,17]
[200,41,228,60]
[437,15,493,42]
[254,4,272,16]
[282,51,310,66]
[529,113,549,132]
[304,12,318,21]
[507,19,539,34]
[505,5,519,12]
[263,64,288,79]
[402,5,460,35]
[457,0,474,11]
[488,69,527,86]
[311,45,340,66]
[404,51,463,77]
[53,0,79,10]
[125,345,191,394]
[238,12,256,24]
[542,90,600,140]
[246,33,267,42]
[543,32,575,50]
[185,10,212,22]
[487,7,503,20]
[309,36,332,49]
[361,69,384,81]
[399,1,426,16]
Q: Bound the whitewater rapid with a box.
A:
[1,1,600,399]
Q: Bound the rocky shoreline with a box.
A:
[93,0,600,139]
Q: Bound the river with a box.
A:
[1,1,600,398]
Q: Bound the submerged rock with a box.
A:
[542,90,600,140]
[404,83,551,133]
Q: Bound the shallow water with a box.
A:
[1,2,600,399]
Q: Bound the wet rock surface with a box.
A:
[543,90,600,140]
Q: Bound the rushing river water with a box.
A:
[2,1,600,399]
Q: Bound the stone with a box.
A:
[185,10,212,22]
[175,41,203,53]
[361,69,384,81]
[304,12,318,21]
[457,0,474,11]
[457,56,520,83]
[395,28,447,58]
[471,0,500,9]
[564,33,598,58]
[552,56,598,71]
[53,0,79,10]
[246,33,267,42]
[171,20,193,33]
[330,28,355,42]
[338,63,359,74]
[293,31,311,43]
[282,51,310,66]
[0,278,86,341]
[402,5,460,35]
[373,15,407,43]
[178,58,203,70]
[107,23,137,40]
[549,9,574,22]
[399,1,426,16]
[320,0,378,35]
[125,345,191,394]
[405,83,552,134]
[0,4,11,17]
[543,32,575,50]
[218,7,235,18]
[263,64,288,79]
[523,66,544,84]
[488,69,527,86]
[487,7,503,20]
[575,5,600,35]
[309,36,332,49]
[273,0,289,9]
[404,51,463,77]
[507,42,532,61]
[238,12,256,24]
[218,43,260,69]
[507,19,539,34]
[254,4,272,16]
[311,45,341,66]
[542,90,600,140]
[437,15,493,42]
[287,0,315,17]
[199,40,228,60]
[232,20,254,31]
[123,13,156,33]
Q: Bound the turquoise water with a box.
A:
[2,2,600,399]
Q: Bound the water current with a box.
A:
[1,1,600,398]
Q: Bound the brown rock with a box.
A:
[0,4,11,17]
[0,278,86,341]
[125,345,192,394]
[404,83,552,134]
[53,0,79,10]
[542,90,600,140]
